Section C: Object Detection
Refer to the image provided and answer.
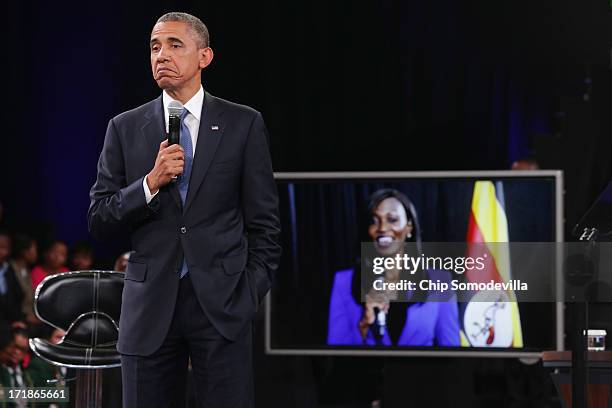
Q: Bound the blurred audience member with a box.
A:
[69,241,94,271]
[511,158,540,170]
[31,241,68,290]
[10,234,38,325]
[49,328,65,345]
[0,231,25,324]
[113,251,131,272]
[0,322,33,408]
[0,322,68,407]
[0,323,23,366]
[28,326,68,386]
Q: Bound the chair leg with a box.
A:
[75,369,103,408]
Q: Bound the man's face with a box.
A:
[0,342,24,367]
[13,333,28,352]
[45,243,67,270]
[24,243,37,265]
[72,253,92,270]
[150,21,211,91]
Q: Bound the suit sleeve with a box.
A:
[435,297,461,346]
[241,112,282,304]
[87,118,159,241]
[327,270,361,345]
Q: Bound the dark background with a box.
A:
[2,0,612,406]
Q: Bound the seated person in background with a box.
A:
[27,326,68,402]
[0,322,24,367]
[9,233,38,325]
[0,231,25,325]
[31,241,69,290]
[0,322,68,407]
[48,328,65,345]
[510,158,539,170]
[0,321,29,390]
[113,251,131,273]
[327,189,460,346]
[69,241,94,271]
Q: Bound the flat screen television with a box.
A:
[266,171,563,358]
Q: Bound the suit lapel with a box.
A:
[142,96,182,210]
[183,92,225,214]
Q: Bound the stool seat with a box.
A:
[29,338,120,368]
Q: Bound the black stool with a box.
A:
[29,271,124,408]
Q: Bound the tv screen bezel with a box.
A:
[265,170,564,358]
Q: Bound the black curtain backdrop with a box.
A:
[2,0,612,252]
[2,1,612,406]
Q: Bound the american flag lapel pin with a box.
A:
[211,125,219,131]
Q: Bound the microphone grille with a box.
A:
[168,100,183,117]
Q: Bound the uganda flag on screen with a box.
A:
[460,181,524,348]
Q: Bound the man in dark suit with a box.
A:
[88,12,281,408]
[0,231,25,326]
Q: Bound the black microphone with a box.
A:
[167,100,183,145]
[167,101,183,182]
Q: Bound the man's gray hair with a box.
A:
[156,12,210,48]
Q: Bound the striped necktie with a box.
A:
[178,109,193,279]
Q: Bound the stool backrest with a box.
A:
[35,271,124,347]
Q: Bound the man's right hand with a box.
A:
[146,140,185,194]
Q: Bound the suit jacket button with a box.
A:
[180,227,187,234]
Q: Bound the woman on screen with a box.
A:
[327,189,460,346]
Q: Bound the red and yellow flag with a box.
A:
[460,181,523,348]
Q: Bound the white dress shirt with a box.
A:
[143,86,204,203]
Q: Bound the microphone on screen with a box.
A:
[372,306,387,344]
[167,100,183,181]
